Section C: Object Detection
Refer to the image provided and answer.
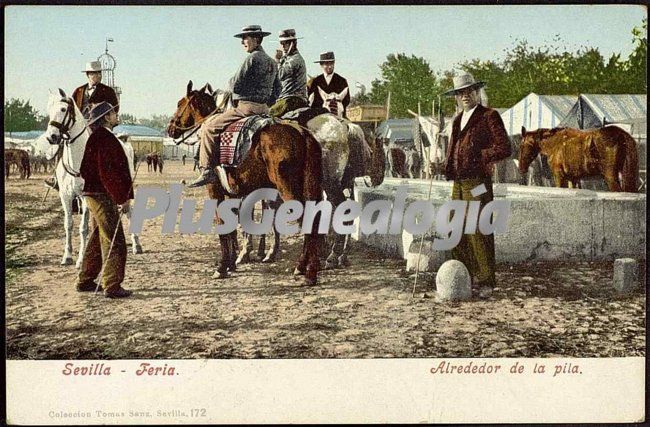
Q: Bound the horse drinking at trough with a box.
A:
[168,82,324,285]
[41,89,143,267]
[518,126,639,192]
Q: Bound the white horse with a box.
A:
[40,89,142,268]
[317,86,349,119]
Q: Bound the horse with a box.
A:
[518,126,639,192]
[172,81,384,270]
[317,87,349,118]
[167,81,324,285]
[40,89,143,267]
[384,141,421,178]
[5,148,31,179]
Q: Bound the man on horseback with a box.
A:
[76,102,134,298]
[44,61,119,191]
[308,51,350,118]
[268,29,309,118]
[189,25,280,188]
[443,72,511,299]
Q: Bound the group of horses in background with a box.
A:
[5,148,60,179]
[145,152,164,173]
[382,115,641,193]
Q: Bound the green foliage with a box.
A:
[4,98,44,132]
[138,114,171,131]
[119,113,138,125]
[361,20,646,115]
[365,53,443,118]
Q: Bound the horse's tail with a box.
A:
[618,130,639,193]
[303,131,323,203]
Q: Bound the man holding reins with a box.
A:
[189,25,280,188]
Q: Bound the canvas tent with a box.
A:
[500,93,577,136]
[558,94,646,136]
[375,119,414,145]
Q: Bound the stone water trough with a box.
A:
[352,177,646,272]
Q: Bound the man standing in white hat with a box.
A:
[45,61,119,190]
[308,51,350,117]
[442,71,511,299]
[189,25,280,188]
[269,29,308,118]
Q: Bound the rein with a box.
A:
[172,93,225,145]
[49,98,88,177]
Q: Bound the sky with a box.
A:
[4,4,646,118]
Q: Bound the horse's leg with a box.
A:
[262,200,281,263]
[213,234,232,278]
[227,230,238,272]
[236,232,253,264]
[75,197,90,269]
[257,234,267,260]
[602,171,622,192]
[124,209,143,254]
[323,183,346,270]
[60,195,74,265]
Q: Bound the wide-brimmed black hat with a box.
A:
[87,102,116,125]
[443,72,486,96]
[314,51,335,63]
[277,28,303,42]
[233,25,271,39]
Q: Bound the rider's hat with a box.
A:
[443,71,486,96]
[234,25,271,39]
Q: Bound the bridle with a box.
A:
[48,98,88,177]
[171,91,226,145]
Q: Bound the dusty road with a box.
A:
[5,161,646,359]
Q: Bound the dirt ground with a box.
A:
[5,160,646,359]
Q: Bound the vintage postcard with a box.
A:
[4,3,646,424]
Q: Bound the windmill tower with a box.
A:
[97,37,122,102]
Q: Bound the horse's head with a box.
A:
[167,80,217,139]
[318,87,348,118]
[39,89,84,160]
[518,126,545,175]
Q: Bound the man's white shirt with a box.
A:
[323,73,334,85]
[460,105,478,131]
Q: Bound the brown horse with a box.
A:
[167,81,323,285]
[518,126,639,192]
[5,148,31,179]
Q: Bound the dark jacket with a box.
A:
[80,127,133,205]
[444,104,511,180]
[72,83,119,116]
[308,73,350,116]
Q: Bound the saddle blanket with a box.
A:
[218,115,274,166]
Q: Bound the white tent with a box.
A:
[500,93,577,136]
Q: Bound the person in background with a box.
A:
[307,51,350,118]
[268,28,308,118]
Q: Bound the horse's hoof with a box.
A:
[337,255,350,267]
[262,254,276,263]
[227,264,237,272]
[75,261,82,270]
[302,277,318,287]
[61,258,73,266]
[212,270,230,279]
[133,245,143,254]
[236,253,250,265]
[293,267,306,276]
[324,260,337,270]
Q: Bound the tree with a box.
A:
[364,53,443,118]
[138,114,171,131]
[625,18,647,93]
[119,113,138,125]
[4,98,42,132]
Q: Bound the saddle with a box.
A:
[280,107,329,127]
[217,115,274,167]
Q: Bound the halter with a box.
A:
[172,92,222,145]
[49,98,88,177]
